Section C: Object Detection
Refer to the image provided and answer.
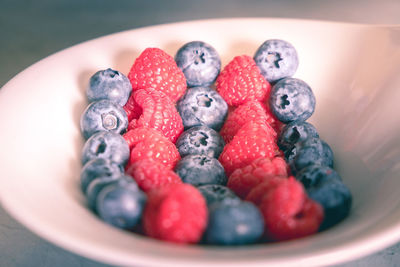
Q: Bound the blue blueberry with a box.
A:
[176,125,225,158]
[80,99,128,139]
[278,121,319,153]
[286,137,334,175]
[175,41,221,87]
[297,165,352,230]
[80,158,123,193]
[296,164,341,188]
[96,176,146,230]
[86,177,119,211]
[197,184,239,207]
[175,155,227,186]
[254,39,299,83]
[204,200,264,245]
[81,131,130,167]
[177,86,228,131]
[269,78,316,123]
[86,175,140,212]
[87,68,132,106]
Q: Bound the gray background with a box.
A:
[1,0,400,266]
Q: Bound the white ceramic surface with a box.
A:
[1,18,400,267]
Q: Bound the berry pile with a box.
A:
[79,40,352,245]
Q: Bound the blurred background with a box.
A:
[1,0,400,266]
[2,0,400,88]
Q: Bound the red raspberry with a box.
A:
[128,48,187,102]
[259,177,324,241]
[126,159,182,192]
[218,121,280,176]
[220,100,279,144]
[216,55,271,106]
[245,177,286,206]
[265,105,284,135]
[227,157,289,199]
[143,184,208,243]
[123,91,143,122]
[123,88,183,143]
[123,127,181,169]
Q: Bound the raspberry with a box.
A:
[123,88,183,143]
[218,121,280,176]
[123,92,143,122]
[259,177,324,241]
[123,127,181,170]
[143,184,208,243]
[261,177,306,223]
[128,48,187,102]
[215,55,271,106]
[220,100,279,144]
[245,177,286,206]
[227,157,288,199]
[126,159,182,192]
[265,105,284,135]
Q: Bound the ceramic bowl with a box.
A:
[1,18,400,267]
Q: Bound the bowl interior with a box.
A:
[1,18,400,267]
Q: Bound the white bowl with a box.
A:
[1,18,400,267]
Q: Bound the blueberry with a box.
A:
[176,125,225,158]
[175,41,221,87]
[278,121,319,153]
[81,131,130,167]
[297,165,352,230]
[87,68,132,106]
[177,86,228,131]
[254,39,299,83]
[80,158,123,193]
[175,155,227,186]
[80,99,128,139]
[197,184,239,207]
[96,177,146,229]
[296,164,342,188]
[204,200,264,245]
[86,177,118,211]
[286,137,334,175]
[86,175,140,212]
[269,78,316,123]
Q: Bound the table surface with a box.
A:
[1,0,400,266]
